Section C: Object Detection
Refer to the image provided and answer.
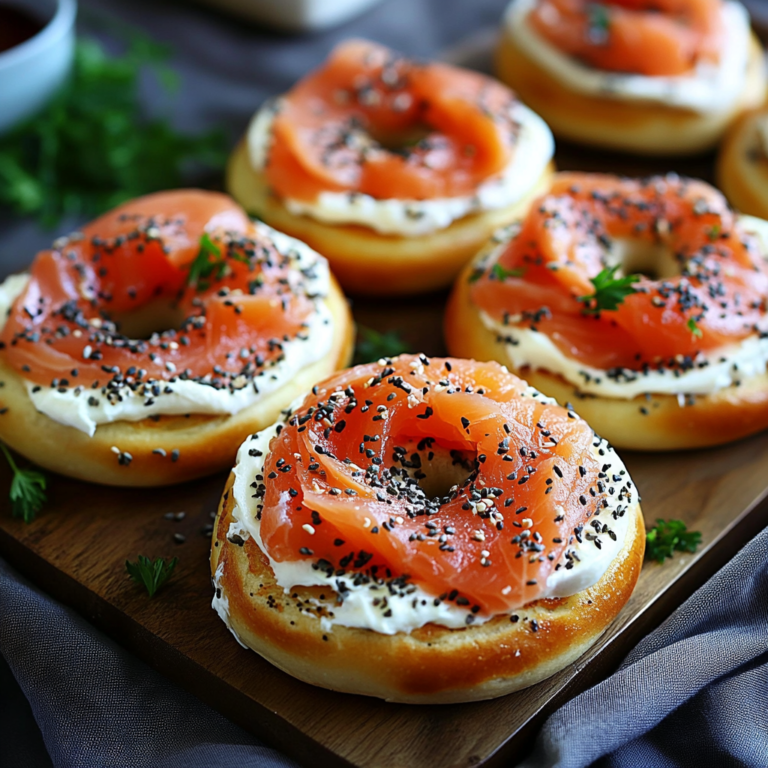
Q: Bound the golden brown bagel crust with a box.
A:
[718,108,768,219]
[0,276,353,486]
[495,22,767,156]
[211,473,645,704]
[445,261,768,450]
[226,140,555,296]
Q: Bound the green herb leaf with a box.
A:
[492,263,526,281]
[353,326,410,365]
[579,265,639,314]
[186,232,252,290]
[0,35,226,227]
[1,443,47,524]
[187,233,224,290]
[646,519,702,563]
[687,317,703,338]
[126,555,178,598]
[707,223,721,241]
[587,3,611,45]
[467,268,484,284]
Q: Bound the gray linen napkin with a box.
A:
[2,525,767,767]
[520,525,768,768]
[0,556,296,768]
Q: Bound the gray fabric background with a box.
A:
[1,0,768,766]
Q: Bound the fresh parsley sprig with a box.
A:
[646,519,702,563]
[0,35,226,227]
[1,443,47,524]
[126,555,178,598]
[353,326,411,365]
[579,265,640,314]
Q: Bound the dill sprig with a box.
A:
[491,263,526,281]
[353,326,411,365]
[0,35,226,227]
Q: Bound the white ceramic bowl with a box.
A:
[0,0,77,135]
[195,0,384,31]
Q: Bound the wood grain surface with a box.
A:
[2,137,768,768]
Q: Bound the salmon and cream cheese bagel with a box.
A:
[718,107,768,221]
[0,190,353,486]
[447,173,768,450]
[211,356,644,703]
[227,39,555,295]
[496,0,766,154]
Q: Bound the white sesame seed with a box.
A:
[302,524,315,535]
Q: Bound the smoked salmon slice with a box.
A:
[470,173,768,370]
[529,0,723,77]
[265,40,520,203]
[257,356,635,614]
[1,190,315,388]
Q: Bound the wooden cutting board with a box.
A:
[2,142,767,768]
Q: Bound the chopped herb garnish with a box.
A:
[708,223,721,241]
[646,519,701,563]
[353,326,410,365]
[126,555,178,597]
[0,36,226,227]
[1,443,46,524]
[687,317,703,338]
[467,268,485,283]
[492,263,526,281]
[579,265,639,314]
[187,233,224,290]
[587,3,611,45]
[186,232,251,290]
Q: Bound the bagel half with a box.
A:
[496,17,767,155]
[446,263,768,451]
[0,275,353,486]
[718,108,768,220]
[211,472,645,704]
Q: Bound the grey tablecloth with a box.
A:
[2,0,768,766]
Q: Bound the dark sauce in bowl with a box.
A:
[0,4,44,54]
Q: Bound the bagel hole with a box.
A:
[369,125,433,156]
[389,438,477,503]
[607,239,680,281]
[110,298,187,340]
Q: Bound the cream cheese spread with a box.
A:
[218,391,635,637]
[504,0,751,114]
[0,223,335,436]
[247,99,554,237]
